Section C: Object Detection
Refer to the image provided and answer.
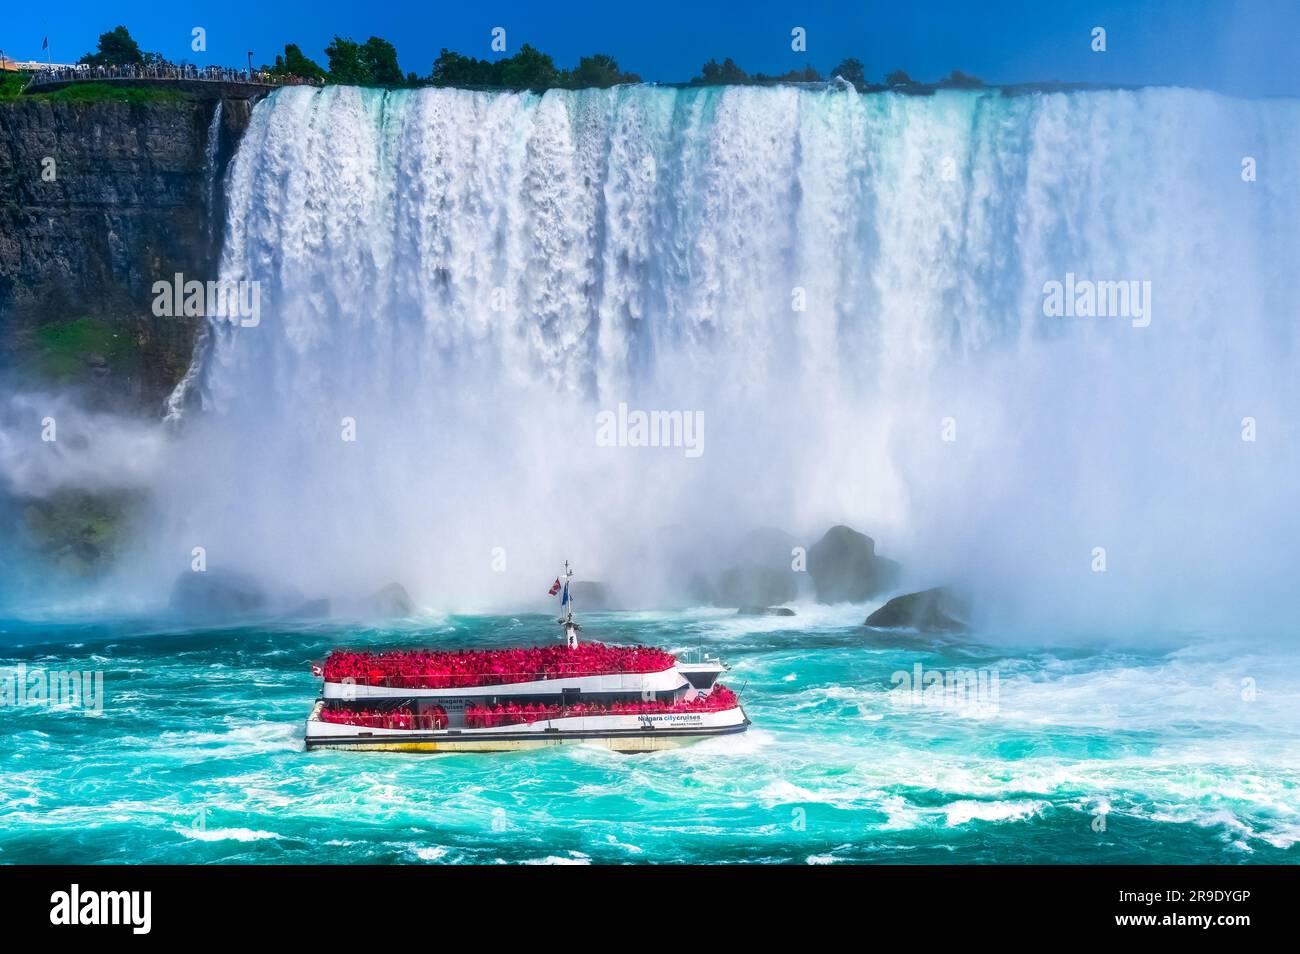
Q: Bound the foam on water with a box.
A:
[6,612,1294,863]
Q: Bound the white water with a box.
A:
[10,84,1300,627]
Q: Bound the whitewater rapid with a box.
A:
[60,84,1300,624]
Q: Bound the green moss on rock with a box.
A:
[33,317,136,379]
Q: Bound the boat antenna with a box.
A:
[559,559,580,648]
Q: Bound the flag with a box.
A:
[561,582,570,607]
[547,577,561,596]
[42,37,48,51]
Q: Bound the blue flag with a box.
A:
[561,582,570,607]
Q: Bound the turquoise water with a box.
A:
[1,607,1297,864]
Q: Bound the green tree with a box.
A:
[884,69,915,88]
[830,58,866,91]
[430,49,497,87]
[325,35,404,86]
[564,53,640,88]
[325,36,367,83]
[694,58,749,85]
[362,37,403,86]
[266,43,326,81]
[79,25,146,67]
[939,69,984,88]
[498,44,558,90]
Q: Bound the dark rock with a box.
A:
[737,606,796,617]
[0,96,257,410]
[169,568,267,618]
[685,572,716,605]
[570,581,617,610]
[364,582,414,618]
[281,598,332,620]
[807,525,899,602]
[711,527,801,607]
[864,587,969,633]
[736,526,798,564]
[715,563,798,608]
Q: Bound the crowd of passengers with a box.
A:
[464,685,739,728]
[319,706,448,730]
[323,643,676,688]
[320,686,739,731]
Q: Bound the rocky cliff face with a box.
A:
[0,94,254,410]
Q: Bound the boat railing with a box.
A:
[324,665,678,689]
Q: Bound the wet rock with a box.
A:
[864,587,969,633]
[570,581,617,610]
[281,598,332,620]
[169,568,268,618]
[715,564,798,608]
[364,582,414,618]
[808,525,899,602]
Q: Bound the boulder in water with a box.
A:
[364,582,414,618]
[710,527,802,607]
[737,606,796,617]
[807,525,899,602]
[169,569,268,619]
[864,587,969,633]
[715,564,798,608]
[570,581,617,610]
[280,598,332,620]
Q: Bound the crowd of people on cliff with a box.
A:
[322,643,677,688]
[464,685,738,728]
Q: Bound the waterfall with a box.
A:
[154,83,1298,625]
[203,99,224,249]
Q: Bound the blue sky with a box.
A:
[4,0,1298,96]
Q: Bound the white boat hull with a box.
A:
[304,701,750,753]
[322,668,689,700]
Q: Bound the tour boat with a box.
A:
[304,562,750,753]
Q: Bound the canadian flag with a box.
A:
[547,577,562,596]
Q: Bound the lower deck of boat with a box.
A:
[304,720,749,753]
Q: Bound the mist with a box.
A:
[4,83,1298,635]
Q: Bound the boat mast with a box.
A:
[561,559,578,649]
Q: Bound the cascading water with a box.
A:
[204,99,224,248]
[5,83,1300,865]
[130,84,1300,624]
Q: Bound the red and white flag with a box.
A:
[547,577,562,596]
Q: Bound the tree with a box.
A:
[325,35,405,86]
[694,58,749,85]
[325,36,367,84]
[939,69,984,88]
[266,43,326,81]
[830,58,866,91]
[362,37,403,86]
[884,69,914,88]
[430,49,496,87]
[498,44,558,90]
[564,54,640,88]
[79,25,146,67]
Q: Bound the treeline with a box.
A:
[700,58,986,93]
[78,25,984,93]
